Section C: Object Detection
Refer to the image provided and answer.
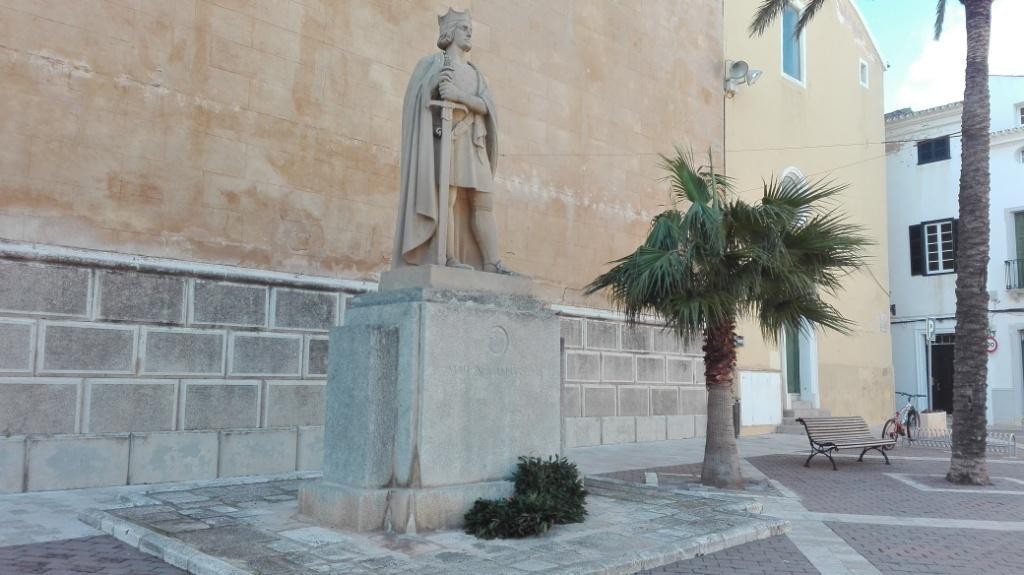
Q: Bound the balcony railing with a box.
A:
[1006,259,1024,290]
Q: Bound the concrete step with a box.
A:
[776,423,806,434]
[783,408,831,419]
[790,399,813,409]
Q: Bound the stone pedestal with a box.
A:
[299,267,561,533]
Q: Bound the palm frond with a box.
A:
[795,0,827,36]
[934,0,947,40]
[586,147,869,346]
[749,0,788,37]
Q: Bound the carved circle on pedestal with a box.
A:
[487,325,510,356]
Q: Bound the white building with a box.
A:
[886,75,1024,426]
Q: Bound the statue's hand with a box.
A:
[438,79,463,103]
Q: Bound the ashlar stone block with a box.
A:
[142,328,224,375]
[694,358,706,383]
[585,320,619,349]
[564,351,600,382]
[266,381,326,427]
[0,379,79,435]
[182,381,259,430]
[636,416,667,442]
[637,355,665,383]
[563,384,581,417]
[651,328,685,354]
[583,386,616,416]
[600,416,636,444]
[601,353,634,383]
[219,428,297,477]
[680,388,708,415]
[651,388,680,416]
[96,271,185,324]
[563,417,600,448]
[622,325,651,352]
[192,280,267,327]
[306,337,328,376]
[0,437,25,493]
[0,320,33,372]
[229,333,301,376]
[87,380,176,433]
[618,387,649,416]
[667,415,696,439]
[559,317,582,348]
[26,435,129,491]
[0,261,90,317]
[273,288,337,331]
[297,426,324,471]
[667,357,694,384]
[129,431,218,485]
[41,323,135,373]
[694,414,708,437]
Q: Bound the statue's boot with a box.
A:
[446,257,474,270]
[484,260,517,275]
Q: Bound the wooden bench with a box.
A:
[797,416,897,470]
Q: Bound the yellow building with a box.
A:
[724,0,893,432]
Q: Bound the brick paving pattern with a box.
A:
[747,454,1024,520]
[641,534,819,574]
[0,535,186,575]
[827,522,1024,575]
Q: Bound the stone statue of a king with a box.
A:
[392,8,513,274]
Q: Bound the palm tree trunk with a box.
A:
[701,320,743,488]
[948,0,993,486]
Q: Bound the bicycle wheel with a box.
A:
[905,409,920,441]
[882,418,898,445]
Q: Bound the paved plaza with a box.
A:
[0,434,1022,574]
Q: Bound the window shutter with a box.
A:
[951,219,959,272]
[909,224,924,276]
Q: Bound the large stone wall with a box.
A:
[0,253,339,493]
[0,247,709,492]
[561,316,707,448]
[0,1,724,307]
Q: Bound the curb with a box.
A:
[79,509,249,575]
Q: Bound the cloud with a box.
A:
[893,0,1024,111]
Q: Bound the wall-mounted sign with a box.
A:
[986,335,998,353]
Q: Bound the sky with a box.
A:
[856,0,1024,113]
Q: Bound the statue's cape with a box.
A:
[392,53,499,268]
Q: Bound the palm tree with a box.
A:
[750,0,993,487]
[585,151,869,488]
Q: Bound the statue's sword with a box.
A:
[429,98,467,266]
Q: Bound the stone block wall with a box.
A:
[560,317,708,448]
[0,247,711,492]
[0,254,340,493]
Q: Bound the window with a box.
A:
[909,219,957,276]
[782,4,804,82]
[1018,104,1024,126]
[859,60,869,88]
[917,136,950,165]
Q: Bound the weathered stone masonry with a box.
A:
[0,244,707,493]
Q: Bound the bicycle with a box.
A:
[882,391,925,445]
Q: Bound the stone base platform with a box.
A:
[297,479,513,533]
[80,476,788,575]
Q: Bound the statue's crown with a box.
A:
[438,7,470,29]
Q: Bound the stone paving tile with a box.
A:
[747,454,1024,520]
[0,535,186,574]
[827,522,1024,575]
[639,534,819,574]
